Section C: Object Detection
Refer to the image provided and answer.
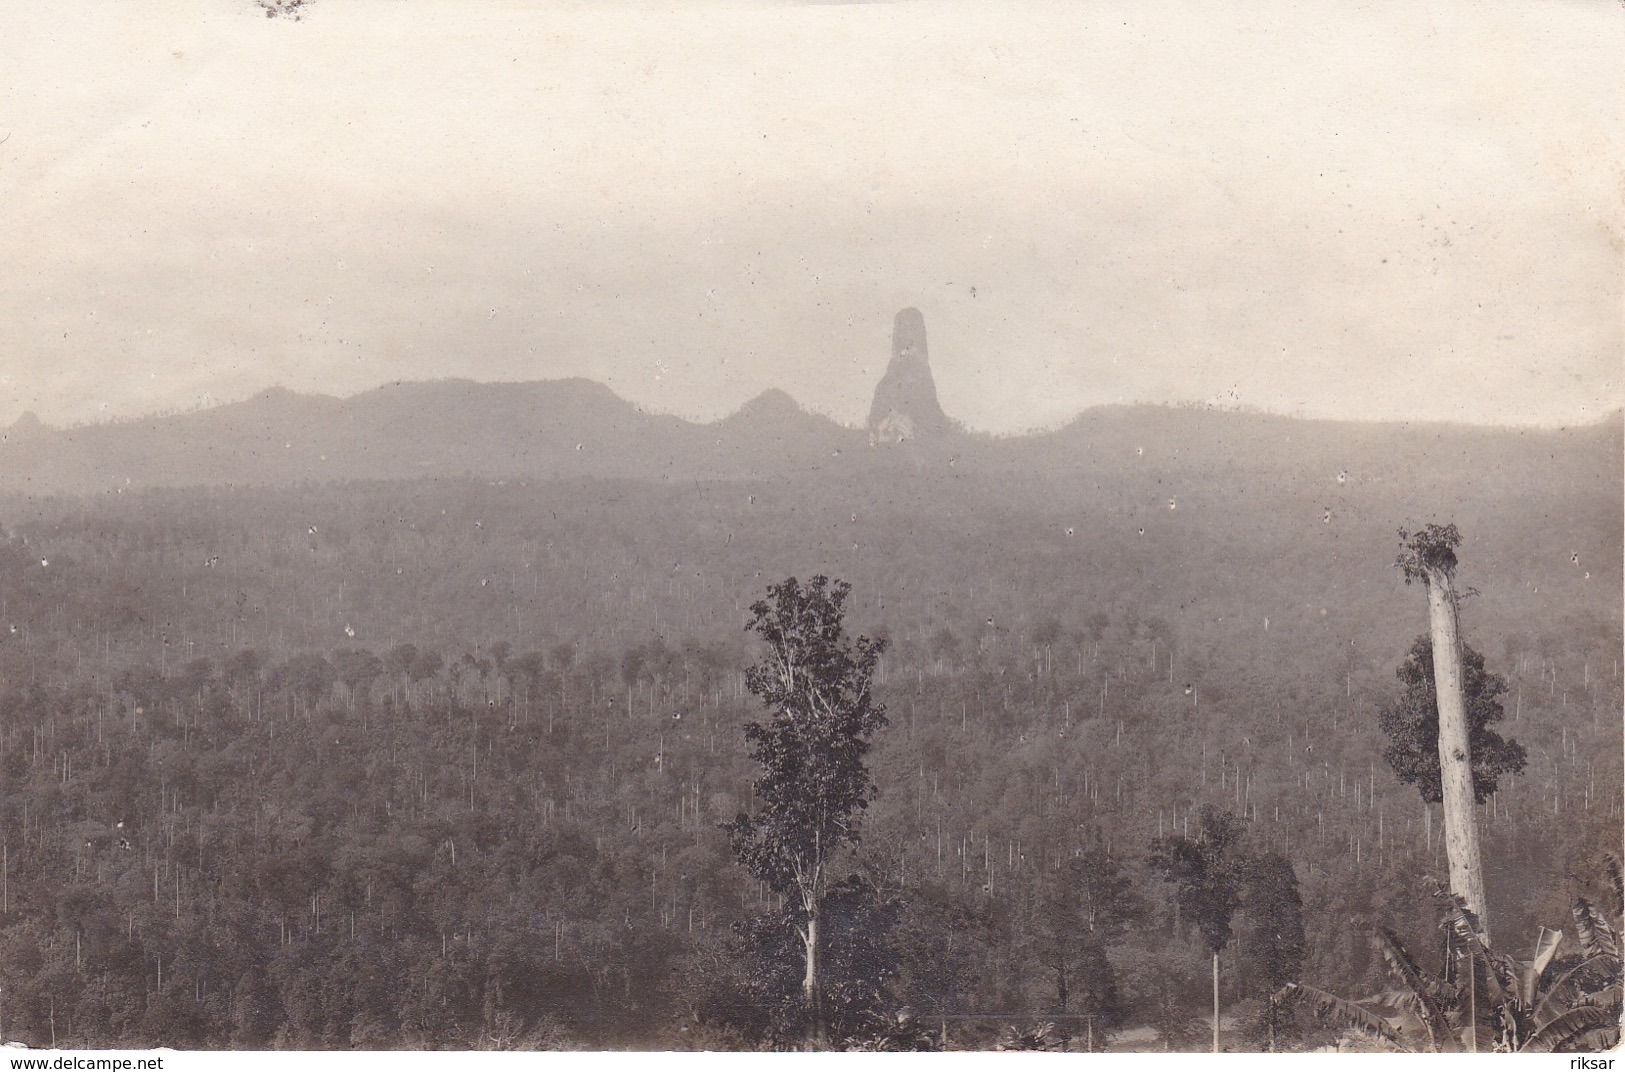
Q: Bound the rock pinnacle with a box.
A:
[867,308,951,444]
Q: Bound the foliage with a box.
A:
[1029,848,1144,1023]
[694,877,902,1047]
[1278,869,1623,1053]
[1273,921,1469,1053]
[842,1008,939,1051]
[1119,941,1212,1051]
[1378,636,1527,804]
[724,577,888,900]
[1239,852,1306,996]
[1395,524,1460,584]
[722,576,888,1043]
[878,880,1001,1033]
[1148,807,1248,955]
[1149,807,1256,1052]
[996,1021,1060,1051]
[1432,877,1622,1052]
[1270,983,1409,1051]
[810,877,905,1041]
[0,471,1614,1050]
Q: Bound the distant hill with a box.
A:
[1,374,1619,505]
[1,301,1618,500]
[0,378,861,493]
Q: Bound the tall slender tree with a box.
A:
[1395,524,1510,941]
[724,576,888,1047]
[1149,806,1247,1053]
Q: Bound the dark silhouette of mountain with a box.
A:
[0,377,867,493]
[866,307,955,444]
[709,389,867,471]
[1,411,46,443]
[0,320,1618,502]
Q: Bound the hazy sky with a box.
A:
[3,0,1620,434]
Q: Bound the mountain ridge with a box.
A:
[12,379,1619,440]
[2,360,1619,495]
[2,375,1616,497]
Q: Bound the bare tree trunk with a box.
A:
[1212,951,1221,1053]
[1424,565,1490,942]
[803,907,825,1048]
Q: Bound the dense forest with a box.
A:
[0,439,1618,1049]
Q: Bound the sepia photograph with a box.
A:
[1,0,1620,1059]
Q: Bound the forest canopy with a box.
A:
[0,460,1616,1050]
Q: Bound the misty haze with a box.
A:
[1,0,1620,1056]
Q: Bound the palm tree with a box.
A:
[1276,865,1623,1053]
[996,1021,1061,1051]
[1434,883,1622,1052]
[843,1009,939,1051]
[1149,806,1247,1052]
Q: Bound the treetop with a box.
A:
[1396,523,1461,584]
